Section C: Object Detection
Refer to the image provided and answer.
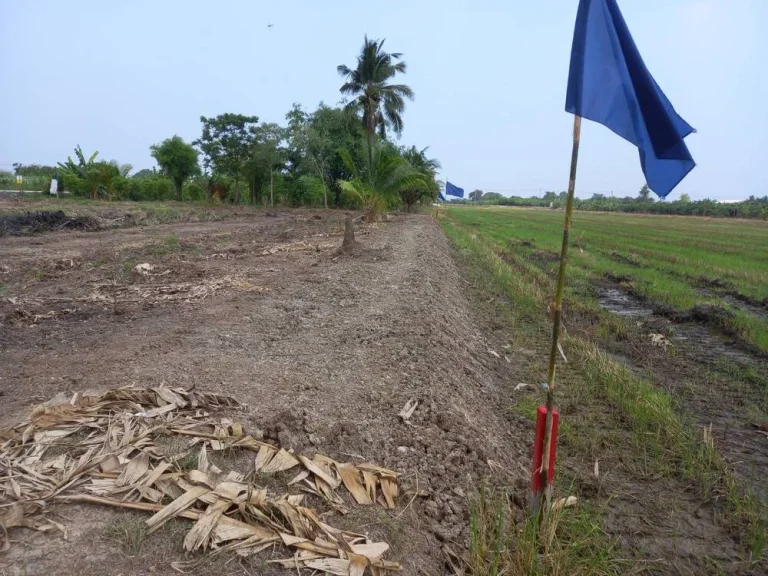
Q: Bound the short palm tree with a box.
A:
[400,146,442,211]
[338,140,431,222]
[337,36,414,171]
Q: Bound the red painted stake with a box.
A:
[531,405,559,494]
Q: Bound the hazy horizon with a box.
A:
[1,0,766,201]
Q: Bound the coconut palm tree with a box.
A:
[338,139,430,222]
[399,146,442,211]
[337,36,414,171]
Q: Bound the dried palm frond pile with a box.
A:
[6,275,267,310]
[260,240,336,255]
[0,386,401,574]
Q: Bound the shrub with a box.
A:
[183,182,205,202]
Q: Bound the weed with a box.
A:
[467,483,620,575]
[153,233,181,255]
[107,514,147,555]
[123,259,138,274]
[91,257,110,268]
[508,394,539,423]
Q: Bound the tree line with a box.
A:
[3,36,440,220]
[456,185,768,220]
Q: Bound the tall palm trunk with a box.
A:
[365,100,376,183]
[270,170,274,207]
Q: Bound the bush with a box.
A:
[142,177,174,201]
[183,182,206,202]
[281,175,325,208]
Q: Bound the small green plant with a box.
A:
[153,233,181,255]
[91,257,110,268]
[107,514,146,555]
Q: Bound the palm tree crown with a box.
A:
[337,36,414,146]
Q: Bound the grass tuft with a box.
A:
[107,514,147,555]
[468,483,621,575]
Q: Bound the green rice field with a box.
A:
[446,206,768,353]
[441,205,768,571]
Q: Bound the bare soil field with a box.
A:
[0,207,530,574]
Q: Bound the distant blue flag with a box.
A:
[566,0,695,198]
[446,182,464,198]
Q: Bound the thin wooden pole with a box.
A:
[539,114,582,509]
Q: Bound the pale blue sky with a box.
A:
[1,0,766,200]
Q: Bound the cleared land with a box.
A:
[0,199,532,575]
[442,206,767,574]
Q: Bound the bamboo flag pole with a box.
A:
[539,114,582,509]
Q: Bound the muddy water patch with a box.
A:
[596,287,653,317]
[723,294,768,319]
[596,285,756,365]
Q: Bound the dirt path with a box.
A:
[0,212,529,574]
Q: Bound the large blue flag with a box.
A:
[566,0,695,198]
[446,181,465,198]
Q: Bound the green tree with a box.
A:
[310,104,364,206]
[283,102,363,207]
[12,164,56,177]
[638,184,652,200]
[679,193,691,203]
[150,136,200,201]
[132,168,157,180]
[482,192,503,202]
[248,123,286,207]
[469,189,483,202]
[337,36,414,171]
[194,114,259,203]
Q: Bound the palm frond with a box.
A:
[337,147,359,177]
[384,84,414,100]
[337,179,363,200]
[392,61,407,74]
[383,97,404,136]
[339,82,362,95]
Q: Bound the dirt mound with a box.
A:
[0,210,99,236]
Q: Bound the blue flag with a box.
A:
[446,181,464,198]
[566,0,695,198]
[438,190,446,202]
